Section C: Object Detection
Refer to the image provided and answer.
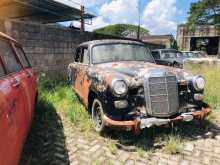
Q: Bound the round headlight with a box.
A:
[192,76,205,91]
[112,80,128,96]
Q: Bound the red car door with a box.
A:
[13,44,37,123]
[0,38,28,165]
[0,60,18,165]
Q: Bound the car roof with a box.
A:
[78,39,145,47]
[0,32,18,43]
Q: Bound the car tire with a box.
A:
[173,62,179,68]
[92,98,106,133]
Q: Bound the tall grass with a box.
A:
[184,64,220,110]
[38,78,94,132]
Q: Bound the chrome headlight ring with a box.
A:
[192,75,205,91]
[112,79,128,97]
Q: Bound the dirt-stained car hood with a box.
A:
[89,61,190,87]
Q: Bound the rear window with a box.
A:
[14,46,30,68]
[0,39,22,73]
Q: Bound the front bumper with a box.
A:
[103,106,212,134]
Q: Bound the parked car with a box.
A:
[151,49,185,68]
[0,32,38,165]
[182,51,208,58]
[68,40,211,134]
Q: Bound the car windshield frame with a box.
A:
[91,43,155,64]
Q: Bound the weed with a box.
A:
[105,138,118,155]
[162,134,184,154]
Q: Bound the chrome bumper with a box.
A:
[103,106,212,134]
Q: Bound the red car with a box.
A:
[0,32,38,165]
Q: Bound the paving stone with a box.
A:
[89,144,101,153]
[179,160,190,165]
[203,156,211,165]
[184,143,194,152]
[118,151,130,162]
[214,147,220,154]
[21,107,220,165]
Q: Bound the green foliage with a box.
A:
[170,39,179,50]
[38,78,94,132]
[94,24,149,38]
[187,0,220,27]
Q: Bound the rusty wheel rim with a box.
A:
[93,102,103,129]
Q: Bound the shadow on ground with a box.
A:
[102,119,220,153]
[20,99,70,165]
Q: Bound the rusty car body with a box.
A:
[68,40,211,134]
[0,32,38,165]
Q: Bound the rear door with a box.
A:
[13,44,37,123]
[0,38,27,165]
[71,47,90,105]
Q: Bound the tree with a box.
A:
[187,0,220,27]
[94,24,149,39]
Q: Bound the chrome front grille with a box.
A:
[144,70,179,117]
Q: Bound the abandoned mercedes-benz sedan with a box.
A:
[68,40,211,134]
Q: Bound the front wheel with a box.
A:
[92,98,107,133]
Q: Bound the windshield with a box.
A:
[183,52,197,58]
[161,50,183,59]
[92,44,154,64]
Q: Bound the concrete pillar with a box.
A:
[218,37,220,59]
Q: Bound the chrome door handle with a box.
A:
[25,71,32,78]
[12,81,20,87]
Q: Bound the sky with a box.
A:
[67,0,199,36]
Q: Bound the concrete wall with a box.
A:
[0,20,164,77]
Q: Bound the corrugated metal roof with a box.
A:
[0,0,95,23]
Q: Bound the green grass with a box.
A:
[38,78,94,133]
[184,64,220,110]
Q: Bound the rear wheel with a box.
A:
[173,62,179,68]
[92,98,106,133]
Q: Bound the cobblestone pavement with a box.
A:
[21,107,220,165]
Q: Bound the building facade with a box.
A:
[142,35,174,48]
[177,25,220,57]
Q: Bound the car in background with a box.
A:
[151,49,185,68]
[68,40,211,134]
[0,32,38,165]
[182,51,208,58]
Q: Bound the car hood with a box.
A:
[90,61,188,87]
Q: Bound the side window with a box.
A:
[75,47,89,64]
[75,48,81,62]
[82,48,89,64]
[14,45,30,68]
[0,39,22,73]
[151,51,160,59]
[0,63,5,77]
